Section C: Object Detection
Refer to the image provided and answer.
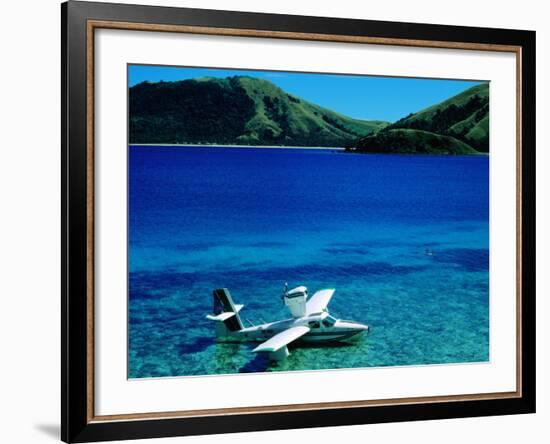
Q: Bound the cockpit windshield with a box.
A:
[322,315,337,327]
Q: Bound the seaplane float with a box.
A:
[206,285,369,361]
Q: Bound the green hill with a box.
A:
[381,83,489,152]
[129,76,387,147]
[350,129,479,155]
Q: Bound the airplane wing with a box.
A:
[305,289,335,315]
[253,326,310,353]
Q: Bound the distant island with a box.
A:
[129,76,488,155]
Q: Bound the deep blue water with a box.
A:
[128,146,489,378]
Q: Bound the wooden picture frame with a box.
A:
[62,1,536,442]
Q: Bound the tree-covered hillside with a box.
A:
[351,129,479,155]
[129,76,387,147]
[364,83,489,153]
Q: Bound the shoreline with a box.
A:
[345,149,490,157]
[129,143,346,151]
[129,144,489,156]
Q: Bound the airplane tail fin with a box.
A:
[206,289,244,338]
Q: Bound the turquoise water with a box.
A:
[128,146,489,378]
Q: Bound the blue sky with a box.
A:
[129,65,483,122]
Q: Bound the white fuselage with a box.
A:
[222,312,368,344]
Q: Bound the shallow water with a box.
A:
[128,146,489,378]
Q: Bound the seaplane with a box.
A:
[206,285,369,361]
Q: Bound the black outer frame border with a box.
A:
[61,1,536,442]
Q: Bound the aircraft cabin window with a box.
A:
[308,321,320,329]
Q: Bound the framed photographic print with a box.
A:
[61,1,536,442]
